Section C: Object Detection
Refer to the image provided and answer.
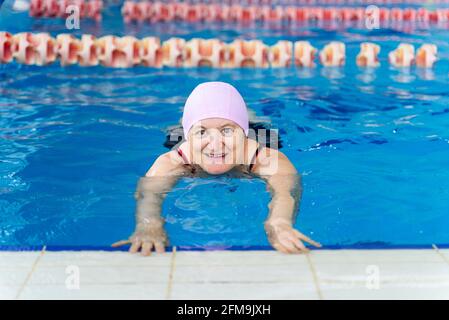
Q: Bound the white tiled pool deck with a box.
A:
[1,246,449,300]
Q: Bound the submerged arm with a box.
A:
[134,171,180,229]
[112,151,188,255]
[253,148,321,253]
[265,168,301,226]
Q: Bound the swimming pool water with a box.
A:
[1,0,449,249]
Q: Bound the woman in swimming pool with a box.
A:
[112,81,321,255]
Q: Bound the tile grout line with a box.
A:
[165,246,177,300]
[432,244,449,266]
[305,253,323,300]
[15,245,46,300]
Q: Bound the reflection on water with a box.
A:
[132,175,272,247]
[1,63,449,247]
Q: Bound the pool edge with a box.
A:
[1,244,449,251]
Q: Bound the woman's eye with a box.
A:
[195,129,206,136]
[222,127,234,136]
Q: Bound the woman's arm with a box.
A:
[112,150,188,255]
[135,150,188,226]
[253,148,321,253]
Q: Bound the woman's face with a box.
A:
[188,118,246,175]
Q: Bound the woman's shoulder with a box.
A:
[251,146,297,176]
[145,149,189,177]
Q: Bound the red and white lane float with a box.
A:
[12,33,39,65]
[294,41,317,67]
[183,3,202,22]
[260,5,284,22]
[56,34,80,66]
[12,32,57,65]
[389,43,415,67]
[96,35,141,68]
[33,32,58,66]
[184,38,227,68]
[356,42,380,67]
[203,3,228,22]
[150,1,176,22]
[29,0,45,17]
[269,40,293,68]
[416,44,438,68]
[319,41,345,67]
[229,5,259,22]
[29,0,103,21]
[140,37,163,68]
[84,0,103,21]
[161,37,186,67]
[78,34,99,66]
[0,32,14,64]
[339,7,365,22]
[122,0,147,23]
[227,39,269,68]
[122,0,136,23]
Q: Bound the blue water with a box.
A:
[1,0,449,249]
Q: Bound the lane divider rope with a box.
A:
[0,32,437,68]
[121,2,449,24]
[26,0,449,25]
[30,0,103,20]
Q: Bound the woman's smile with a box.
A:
[205,152,226,158]
[203,151,229,166]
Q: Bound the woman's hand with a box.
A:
[111,221,168,256]
[264,219,321,254]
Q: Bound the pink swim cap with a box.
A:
[182,82,249,139]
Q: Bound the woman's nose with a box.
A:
[207,131,223,149]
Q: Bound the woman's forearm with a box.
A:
[265,174,302,226]
[134,176,179,227]
[135,191,164,225]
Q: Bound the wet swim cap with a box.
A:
[182,82,249,139]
